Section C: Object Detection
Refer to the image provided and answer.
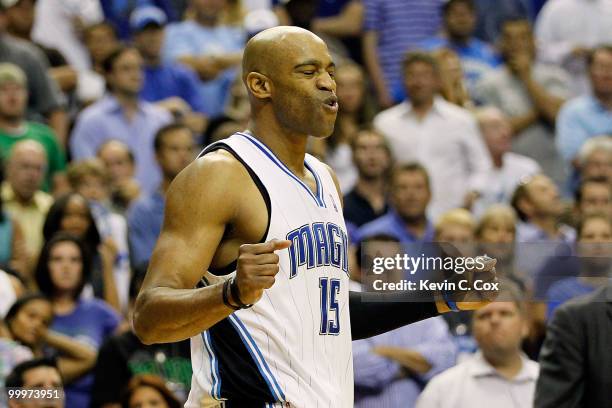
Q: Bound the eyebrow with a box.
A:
[294,60,336,70]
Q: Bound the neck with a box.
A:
[492,153,504,168]
[7,28,30,42]
[0,115,24,131]
[113,92,139,115]
[411,98,434,119]
[402,214,428,236]
[482,350,524,380]
[196,13,218,27]
[447,32,470,46]
[530,216,558,238]
[249,119,309,177]
[143,54,161,67]
[10,187,35,205]
[53,293,77,314]
[355,177,386,206]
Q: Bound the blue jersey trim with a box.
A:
[228,314,286,402]
[237,132,326,208]
[202,331,222,400]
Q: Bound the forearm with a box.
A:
[312,2,363,37]
[47,110,68,148]
[509,110,539,134]
[374,347,432,374]
[523,77,564,123]
[349,291,440,340]
[133,282,235,344]
[102,260,121,313]
[45,330,96,360]
[178,56,220,81]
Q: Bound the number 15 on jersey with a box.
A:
[319,277,340,335]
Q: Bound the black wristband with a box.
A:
[230,277,253,309]
[222,279,240,311]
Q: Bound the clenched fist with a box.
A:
[233,239,292,305]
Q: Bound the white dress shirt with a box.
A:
[535,0,612,94]
[416,351,539,408]
[374,97,492,220]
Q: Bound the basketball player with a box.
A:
[133,26,497,407]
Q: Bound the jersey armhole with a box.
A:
[201,143,272,276]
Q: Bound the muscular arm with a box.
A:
[133,152,242,344]
[312,1,364,37]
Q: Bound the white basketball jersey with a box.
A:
[186,133,353,408]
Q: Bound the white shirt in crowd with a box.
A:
[32,0,104,71]
[472,152,541,218]
[416,351,539,408]
[0,269,17,318]
[374,97,492,220]
[535,0,612,94]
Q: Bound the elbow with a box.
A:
[132,291,161,345]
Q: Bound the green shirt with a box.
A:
[0,122,66,191]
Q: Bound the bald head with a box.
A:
[242,26,326,83]
[7,140,47,201]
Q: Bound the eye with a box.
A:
[302,71,315,76]
[328,71,336,79]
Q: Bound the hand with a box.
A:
[115,179,141,205]
[99,237,119,268]
[156,97,192,116]
[507,52,532,80]
[438,256,499,312]
[234,239,291,305]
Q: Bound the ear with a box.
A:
[517,197,533,218]
[245,72,272,100]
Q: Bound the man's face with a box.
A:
[404,62,438,106]
[524,175,563,218]
[5,0,35,38]
[583,149,612,182]
[8,148,46,201]
[85,25,119,64]
[271,35,338,138]
[352,132,390,180]
[0,82,27,120]
[579,182,612,217]
[577,217,612,270]
[107,50,144,96]
[133,26,165,62]
[335,65,364,115]
[473,302,527,356]
[590,50,612,97]
[500,20,535,59]
[157,128,196,180]
[480,112,513,157]
[98,142,135,183]
[390,170,430,221]
[445,2,476,40]
[14,366,64,408]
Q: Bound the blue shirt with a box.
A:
[419,36,501,92]
[51,299,120,408]
[69,94,172,194]
[546,277,599,320]
[100,0,177,39]
[353,315,457,408]
[363,0,444,102]
[163,20,245,117]
[141,62,206,113]
[355,208,435,245]
[556,95,612,163]
[127,190,165,267]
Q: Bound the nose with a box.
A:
[317,72,335,92]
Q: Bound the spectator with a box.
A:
[574,177,612,219]
[343,129,390,228]
[34,233,121,408]
[545,213,612,319]
[416,293,538,408]
[203,115,244,145]
[535,284,612,408]
[352,238,457,408]
[42,193,120,310]
[101,0,177,40]
[356,163,434,244]
[70,46,173,194]
[4,293,97,385]
[163,0,246,118]
[31,0,103,71]
[0,63,67,193]
[362,0,444,106]
[556,46,612,170]
[0,6,67,144]
[576,135,612,186]
[131,6,208,135]
[127,123,195,268]
[90,266,192,408]
[67,159,131,312]
[0,333,32,407]
[374,51,491,219]
[2,140,54,278]
[5,357,63,408]
[420,0,500,93]
[2,0,77,95]
[471,107,540,217]
[97,140,141,212]
[120,374,182,408]
[511,174,576,279]
[474,17,571,188]
[535,0,612,94]
[0,157,27,280]
[473,0,532,43]
[80,22,120,104]
[431,48,472,109]
[311,62,374,192]
[0,268,24,317]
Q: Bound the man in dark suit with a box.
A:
[535,284,612,408]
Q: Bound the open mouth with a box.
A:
[323,96,339,112]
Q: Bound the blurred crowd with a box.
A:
[0,0,611,407]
